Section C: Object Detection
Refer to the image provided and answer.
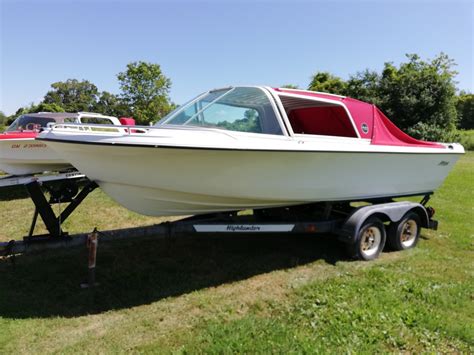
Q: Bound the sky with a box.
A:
[0,0,472,115]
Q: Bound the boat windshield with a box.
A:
[157,87,283,135]
[6,115,58,132]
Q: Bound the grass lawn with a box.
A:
[0,153,472,353]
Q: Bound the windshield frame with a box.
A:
[156,86,289,136]
[6,115,58,132]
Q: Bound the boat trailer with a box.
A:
[0,171,438,261]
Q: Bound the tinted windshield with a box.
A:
[157,87,283,135]
[7,115,57,132]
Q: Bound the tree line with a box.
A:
[0,61,175,126]
[0,54,472,141]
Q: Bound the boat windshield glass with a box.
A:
[157,87,283,135]
[6,115,57,132]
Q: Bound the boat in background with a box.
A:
[38,86,464,216]
[0,112,134,175]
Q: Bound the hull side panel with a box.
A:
[44,142,460,216]
[0,139,71,175]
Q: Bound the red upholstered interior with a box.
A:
[289,106,357,138]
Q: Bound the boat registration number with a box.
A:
[11,143,47,149]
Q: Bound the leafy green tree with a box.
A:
[31,102,65,113]
[345,70,382,106]
[6,102,64,121]
[117,61,173,124]
[456,93,474,129]
[10,103,38,118]
[0,111,7,126]
[43,79,99,112]
[378,53,458,132]
[308,72,347,95]
[281,84,300,89]
[94,91,129,117]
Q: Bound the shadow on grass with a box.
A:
[0,233,346,319]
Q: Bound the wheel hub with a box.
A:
[401,219,417,247]
[360,226,382,257]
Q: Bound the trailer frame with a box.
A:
[0,171,438,261]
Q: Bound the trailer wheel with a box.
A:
[387,212,421,251]
[347,217,386,261]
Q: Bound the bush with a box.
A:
[456,94,474,129]
[406,122,459,143]
[458,130,474,150]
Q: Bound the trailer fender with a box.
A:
[337,202,430,244]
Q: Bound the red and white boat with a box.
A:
[38,87,464,216]
[0,112,133,175]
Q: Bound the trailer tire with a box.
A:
[387,211,421,251]
[346,217,386,261]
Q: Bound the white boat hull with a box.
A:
[41,138,461,216]
[0,139,71,175]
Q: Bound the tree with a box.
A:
[117,61,173,124]
[281,84,300,89]
[308,72,347,95]
[0,111,7,126]
[43,79,99,112]
[10,103,39,118]
[378,53,458,132]
[31,102,65,113]
[456,93,474,129]
[6,102,64,121]
[345,70,382,106]
[94,91,129,117]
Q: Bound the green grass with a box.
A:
[0,153,473,353]
[0,188,171,242]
